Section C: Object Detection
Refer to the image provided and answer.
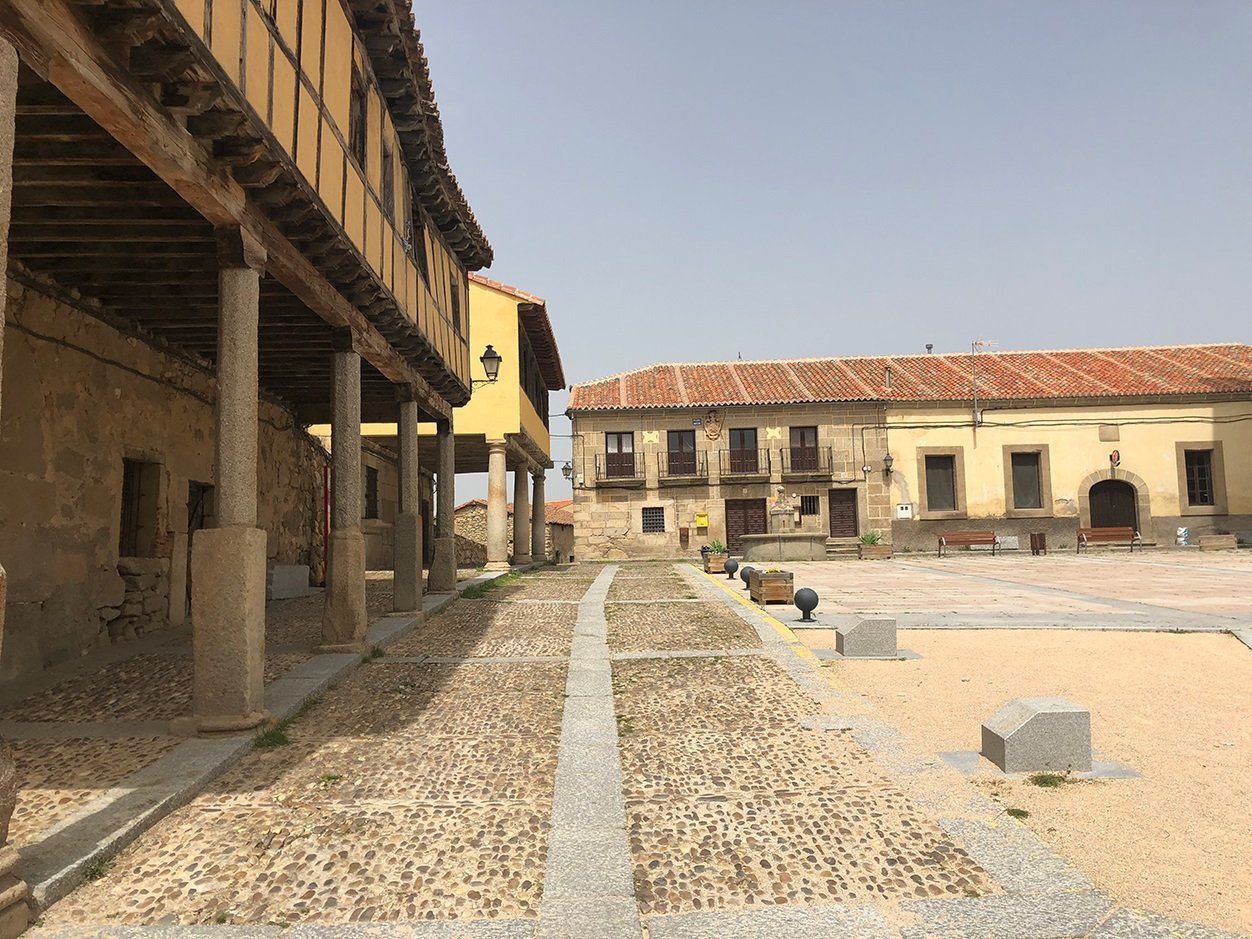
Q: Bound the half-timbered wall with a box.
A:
[166,0,471,387]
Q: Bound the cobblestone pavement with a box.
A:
[28,562,1251,939]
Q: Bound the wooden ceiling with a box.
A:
[9,68,405,422]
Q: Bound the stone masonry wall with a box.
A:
[570,403,892,560]
[0,279,328,685]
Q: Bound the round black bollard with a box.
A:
[795,587,819,622]
[724,558,739,579]
[739,565,755,589]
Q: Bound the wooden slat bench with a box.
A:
[938,531,998,557]
[1076,527,1142,553]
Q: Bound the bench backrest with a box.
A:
[940,531,996,544]
[1078,527,1137,541]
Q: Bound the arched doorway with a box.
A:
[1089,479,1138,529]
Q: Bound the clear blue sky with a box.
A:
[419,2,1252,499]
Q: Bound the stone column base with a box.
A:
[190,527,268,731]
[319,528,366,652]
[511,555,533,567]
[393,511,422,612]
[428,536,457,592]
[484,561,511,572]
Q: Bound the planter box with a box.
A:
[703,553,729,573]
[859,544,893,560]
[749,569,794,604]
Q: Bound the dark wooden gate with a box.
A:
[828,488,858,537]
[724,498,767,553]
[1089,479,1138,529]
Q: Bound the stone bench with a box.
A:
[835,617,897,658]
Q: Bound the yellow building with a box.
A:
[316,273,566,571]
[568,344,1252,558]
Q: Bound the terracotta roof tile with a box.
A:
[568,344,1252,410]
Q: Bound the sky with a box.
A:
[416,1,1252,500]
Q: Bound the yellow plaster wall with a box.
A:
[166,0,471,390]
[887,401,1252,518]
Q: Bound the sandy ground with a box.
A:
[826,629,1252,935]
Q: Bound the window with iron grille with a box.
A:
[1010,452,1043,509]
[641,506,665,533]
[1184,450,1214,506]
[800,495,820,516]
[364,466,380,519]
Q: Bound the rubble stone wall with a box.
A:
[0,279,328,685]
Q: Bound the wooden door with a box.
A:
[1089,480,1138,529]
[724,498,767,553]
[828,488,858,537]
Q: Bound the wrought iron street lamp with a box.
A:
[473,345,502,387]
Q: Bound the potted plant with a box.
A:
[858,530,893,560]
[749,568,794,604]
[703,539,729,573]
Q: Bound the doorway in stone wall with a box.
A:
[1088,479,1138,529]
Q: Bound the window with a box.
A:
[408,198,429,283]
[667,430,696,475]
[380,144,395,221]
[728,428,759,473]
[924,455,957,512]
[1184,450,1214,506]
[364,465,379,519]
[789,426,818,471]
[605,432,635,478]
[449,279,462,335]
[800,495,820,516]
[1010,452,1043,509]
[348,66,367,169]
[119,458,161,557]
[641,506,665,533]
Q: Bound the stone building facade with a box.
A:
[569,346,1252,559]
[0,279,327,684]
[454,499,575,566]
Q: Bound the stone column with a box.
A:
[511,464,532,566]
[0,36,31,939]
[485,440,510,570]
[531,471,547,563]
[186,227,269,735]
[428,418,457,592]
[393,393,422,612]
[320,332,367,651]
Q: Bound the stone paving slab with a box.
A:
[646,905,901,939]
[898,890,1114,939]
[1089,908,1252,939]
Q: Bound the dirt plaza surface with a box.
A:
[22,556,1252,939]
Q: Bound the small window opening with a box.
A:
[364,465,380,519]
[641,506,665,534]
[119,458,162,557]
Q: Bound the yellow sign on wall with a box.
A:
[694,512,709,528]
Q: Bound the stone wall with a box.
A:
[453,500,574,566]
[570,403,891,561]
[0,278,328,684]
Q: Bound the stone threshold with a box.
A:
[17,586,466,917]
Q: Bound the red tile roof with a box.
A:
[469,273,566,389]
[568,345,1252,411]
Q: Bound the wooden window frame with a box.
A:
[380,142,395,222]
[916,447,967,520]
[348,64,367,171]
[1175,441,1227,516]
[1002,445,1053,518]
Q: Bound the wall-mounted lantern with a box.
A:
[561,461,573,481]
[883,453,895,476]
[473,344,502,387]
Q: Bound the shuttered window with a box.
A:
[925,456,957,512]
[1010,452,1043,509]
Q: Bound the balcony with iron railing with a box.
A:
[657,450,709,485]
[718,448,771,479]
[595,452,645,487]
[780,446,833,478]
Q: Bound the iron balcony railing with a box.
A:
[658,450,708,480]
[595,452,642,481]
[718,448,771,477]
[780,446,832,476]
